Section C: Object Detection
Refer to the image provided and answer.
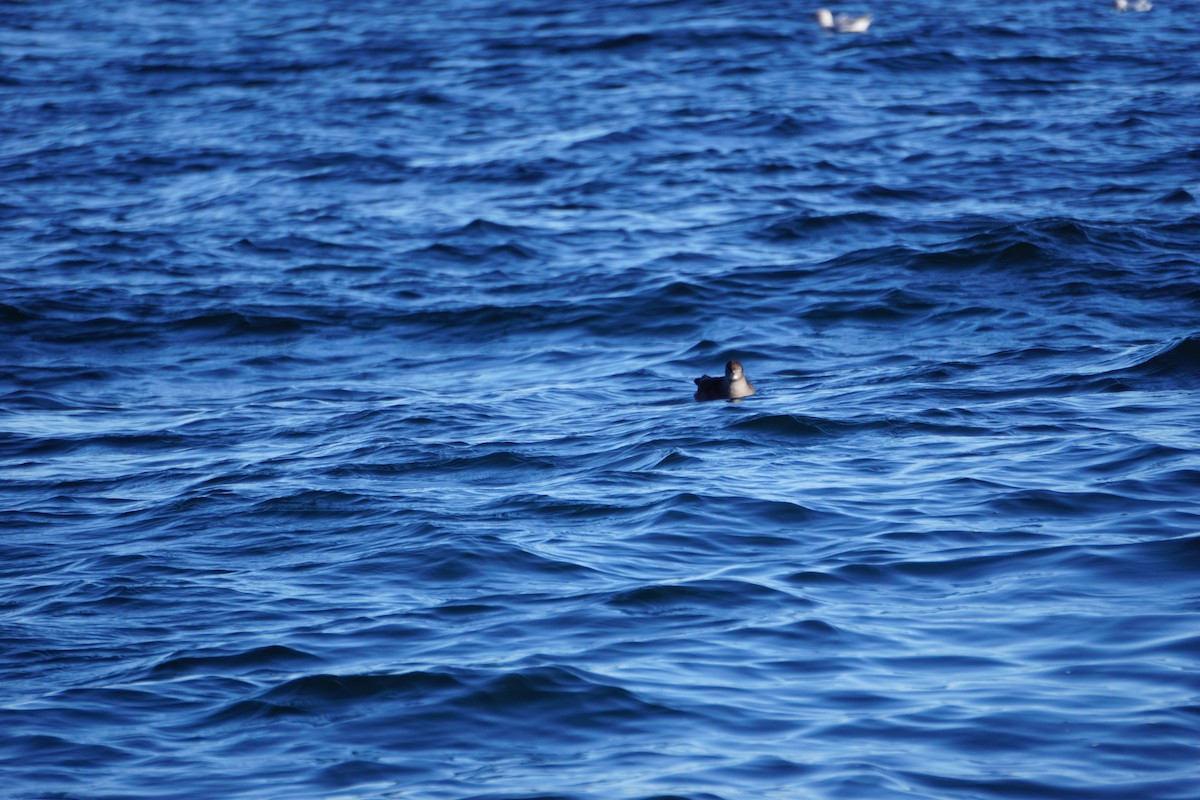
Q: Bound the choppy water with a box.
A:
[4,1,1200,798]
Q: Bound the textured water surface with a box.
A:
[3,1,1200,798]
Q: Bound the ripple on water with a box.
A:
[4,0,1200,798]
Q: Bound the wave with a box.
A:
[334,88,454,107]
[257,670,463,710]
[758,211,894,240]
[491,25,791,57]
[607,578,810,616]
[7,1,1200,798]
[201,665,692,748]
[408,241,541,264]
[4,293,317,343]
[865,50,970,73]
[1045,334,1200,392]
[1113,334,1200,386]
[271,150,410,182]
[0,733,135,767]
[151,645,323,678]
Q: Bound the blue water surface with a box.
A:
[3,1,1200,798]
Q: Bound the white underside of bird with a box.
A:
[816,8,873,32]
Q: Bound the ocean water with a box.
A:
[3,0,1200,798]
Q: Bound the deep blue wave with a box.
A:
[4,0,1200,798]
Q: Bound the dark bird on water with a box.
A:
[693,360,756,401]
